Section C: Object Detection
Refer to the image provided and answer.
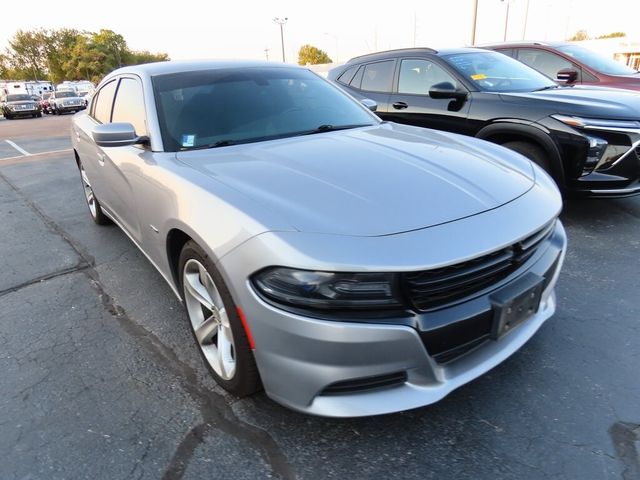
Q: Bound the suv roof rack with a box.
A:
[347,47,438,63]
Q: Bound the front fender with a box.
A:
[476,120,565,185]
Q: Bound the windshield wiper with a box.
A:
[534,85,562,92]
[179,139,241,151]
[293,123,374,137]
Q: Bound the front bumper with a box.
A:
[5,108,40,117]
[247,223,564,417]
[56,104,85,112]
[218,181,565,416]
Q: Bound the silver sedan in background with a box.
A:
[71,60,566,417]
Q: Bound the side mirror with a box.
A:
[557,68,578,84]
[92,122,148,147]
[429,82,467,101]
[360,98,378,112]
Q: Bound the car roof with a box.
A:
[344,47,495,64]
[480,41,571,49]
[104,60,299,80]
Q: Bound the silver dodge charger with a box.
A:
[71,60,566,417]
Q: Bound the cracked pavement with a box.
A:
[0,115,639,479]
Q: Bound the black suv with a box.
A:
[329,48,640,197]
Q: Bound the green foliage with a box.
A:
[297,44,332,65]
[2,28,169,83]
[568,30,590,41]
[596,32,626,39]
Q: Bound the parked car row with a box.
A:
[329,47,640,197]
[2,87,90,119]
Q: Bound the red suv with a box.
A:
[484,42,640,91]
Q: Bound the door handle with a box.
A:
[98,153,106,166]
[392,102,409,110]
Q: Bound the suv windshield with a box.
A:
[56,91,76,98]
[443,51,556,92]
[153,67,378,151]
[556,44,638,75]
[6,94,32,102]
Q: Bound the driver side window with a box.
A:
[516,49,580,82]
[398,59,459,95]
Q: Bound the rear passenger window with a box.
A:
[360,61,395,92]
[112,78,148,136]
[350,66,364,89]
[337,66,359,85]
[93,80,118,124]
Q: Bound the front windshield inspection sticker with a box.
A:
[471,73,487,80]
[181,134,195,147]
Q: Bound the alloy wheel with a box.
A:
[182,258,236,380]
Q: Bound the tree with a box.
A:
[596,32,626,39]
[568,30,590,41]
[297,44,332,65]
[2,28,169,82]
[6,29,48,80]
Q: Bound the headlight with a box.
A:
[583,134,608,170]
[252,267,403,310]
[551,114,640,131]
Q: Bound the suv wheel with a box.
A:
[502,141,552,174]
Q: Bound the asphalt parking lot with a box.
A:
[0,114,639,480]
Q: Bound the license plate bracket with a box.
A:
[490,272,544,340]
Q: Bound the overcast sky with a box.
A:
[2,0,639,64]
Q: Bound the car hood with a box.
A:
[500,86,640,120]
[176,123,535,237]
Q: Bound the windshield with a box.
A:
[443,51,556,92]
[56,91,77,98]
[152,67,378,151]
[556,44,638,75]
[6,94,32,102]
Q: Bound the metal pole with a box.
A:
[522,0,530,40]
[273,17,288,63]
[279,24,285,62]
[503,0,511,42]
[471,0,479,45]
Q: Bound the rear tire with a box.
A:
[179,241,261,397]
[501,141,552,174]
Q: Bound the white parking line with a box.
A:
[0,148,71,162]
[5,140,31,156]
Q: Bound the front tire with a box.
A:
[179,241,260,397]
[502,140,552,174]
[78,160,111,225]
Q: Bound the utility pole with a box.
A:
[273,17,288,62]
[264,48,270,61]
[471,0,479,45]
[413,12,417,47]
[502,0,511,42]
[522,0,530,39]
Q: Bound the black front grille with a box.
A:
[403,222,555,312]
[321,372,407,396]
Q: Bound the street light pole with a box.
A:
[502,0,511,42]
[522,0,530,39]
[471,0,479,45]
[273,17,288,62]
